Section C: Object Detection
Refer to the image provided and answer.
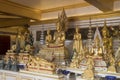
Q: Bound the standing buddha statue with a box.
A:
[102,20,116,72]
[73,27,83,53]
[70,27,84,68]
[102,21,110,53]
[102,20,110,62]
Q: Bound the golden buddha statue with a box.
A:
[102,20,112,62]
[102,21,115,65]
[82,56,94,80]
[108,54,116,73]
[73,27,83,53]
[38,9,69,66]
[53,22,65,46]
[102,21,110,51]
[93,35,103,58]
[70,48,86,68]
[70,51,79,68]
[70,27,84,68]
[45,29,52,45]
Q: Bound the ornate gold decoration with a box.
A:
[26,55,56,74]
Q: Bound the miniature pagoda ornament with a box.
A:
[87,18,93,53]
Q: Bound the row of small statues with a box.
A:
[14,29,34,54]
[45,23,65,46]
[69,22,119,79]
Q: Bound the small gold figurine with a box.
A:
[70,51,79,68]
[102,20,113,62]
[82,56,94,80]
[45,29,52,45]
[108,54,116,73]
[70,27,84,68]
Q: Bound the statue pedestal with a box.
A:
[38,45,69,66]
[94,57,107,72]
[80,57,107,72]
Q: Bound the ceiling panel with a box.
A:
[8,0,86,10]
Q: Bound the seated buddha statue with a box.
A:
[93,35,103,58]
[52,22,65,46]
[45,29,52,45]
[38,9,69,66]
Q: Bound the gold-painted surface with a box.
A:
[70,27,84,68]
[73,27,83,53]
[45,29,52,45]
[82,56,94,80]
